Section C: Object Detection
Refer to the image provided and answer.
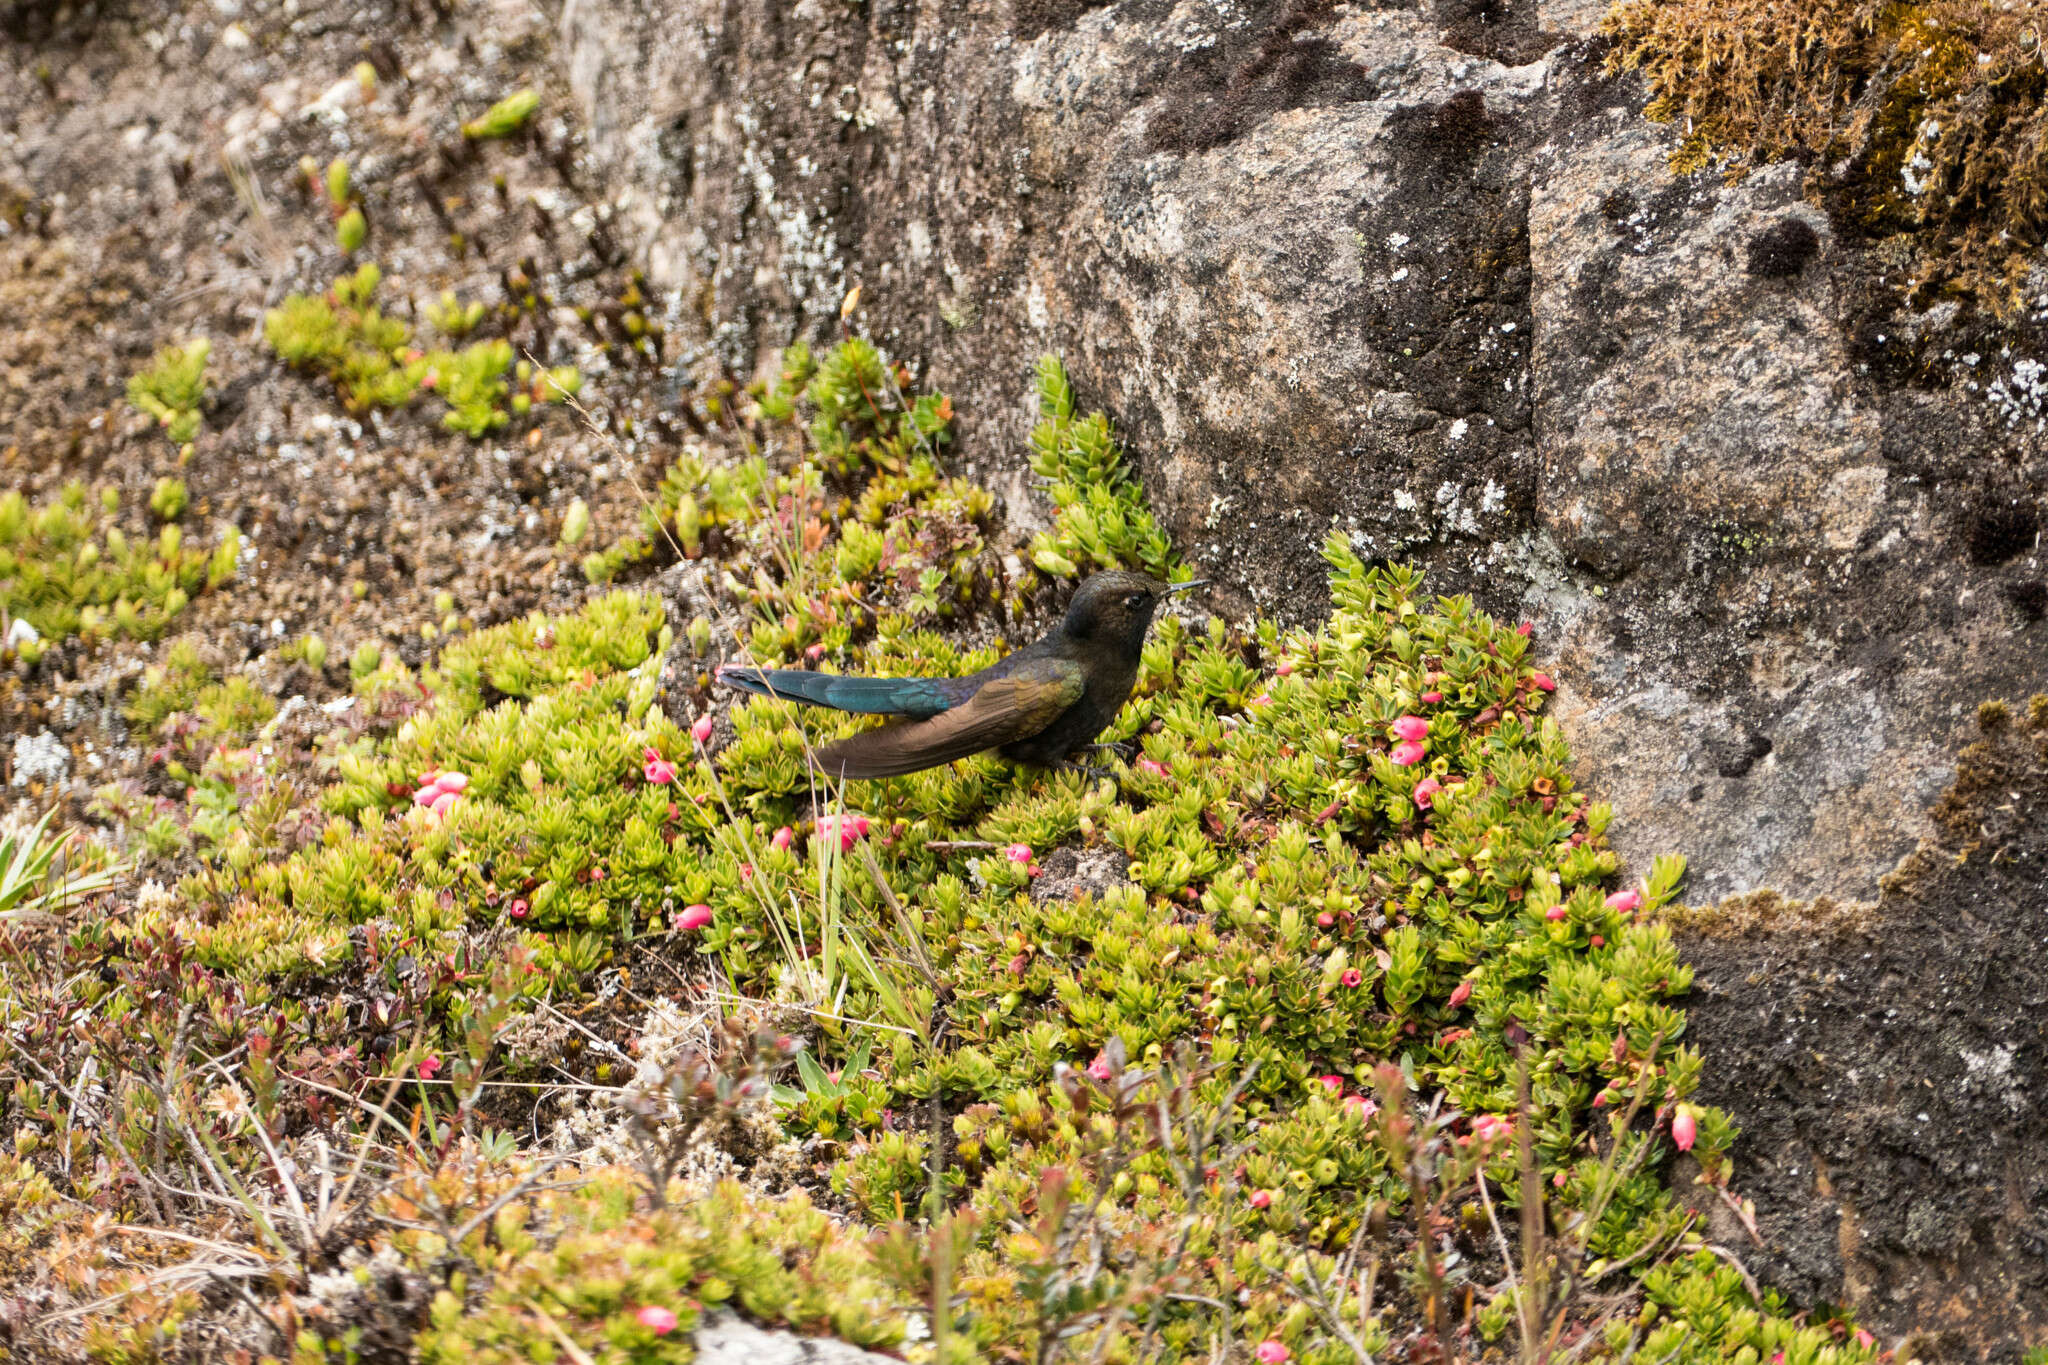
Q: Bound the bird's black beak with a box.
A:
[1161,580,1208,596]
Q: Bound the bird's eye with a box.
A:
[1125,593,1146,608]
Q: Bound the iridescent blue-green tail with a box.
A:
[713,665,964,719]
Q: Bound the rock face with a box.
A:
[695,1310,906,1365]
[557,0,2047,908]
[1680,706,2048,1358]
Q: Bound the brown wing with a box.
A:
[812,658,1084,779]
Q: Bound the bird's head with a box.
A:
[1061,571,1206,656]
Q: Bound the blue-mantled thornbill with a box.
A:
[716,571,1205,779]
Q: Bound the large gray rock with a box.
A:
[695,1310,907,1365]
[555,0,2048,905]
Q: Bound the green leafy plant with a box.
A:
[1,810,122,922]
[126,339,210,444]
[325,156,350,207]
[462,90,539,140]
[35,337,1881,1365]
[336,206,367,253]
[149,476,187,522]
[1028,355,1179,581]
[0,483,238,651]
[560,498,591,547]
[425,289,485,338]
[436,338,514,436]
[263,265,561,438]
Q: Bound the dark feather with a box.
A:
[813,659,1085,779]
[717,665,968,718]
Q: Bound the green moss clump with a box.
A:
[462,90,539,141]
[0,484,238,653]
[126,339,209,444]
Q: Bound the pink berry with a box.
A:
[821,815,869,852]
[509,898,529,919]
[1087,1052,1114,1083]
[1389,740,1426,767]
[1672,1106,1697,1152]
[418,1056,442,1080]
[1275,661,1294,677]
[430,789,459,818]
[1391,715,1428,743]
[1249,1189,1272,1209]
[1318,1074,1344,1093]
[1530,671,1556,692]
[1005,842,1035,865]
[1447,979,1473,1009]
[1315,912,1334,928]
[1604,889,1642,914]
[637,1306,678,1335]
[1420,690,1444,703]
[1413,776,1442,809]
[1340,968,1363,987]
[771,826,794,851]
[1545,905,1568,922]
[1255,1342,1290,1365]
[675,904,713,932]
[1247,693,1273,708]
[1136,757,1169,777]
[691,713,715,744]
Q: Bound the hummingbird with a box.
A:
[716,571,1206,779]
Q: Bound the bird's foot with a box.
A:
[1086,740,1136,761]
[1053,760,1116,782]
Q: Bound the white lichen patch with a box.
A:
[11,731,71,788]
[1986,356,2048,432]
[1960,1042,2023,1112]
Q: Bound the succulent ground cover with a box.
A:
[0,329,1888,1364]
[0,480,241,663]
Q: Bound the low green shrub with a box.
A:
[62,339,1873,1365]
[0,483,238,656]
[126,339,210,444]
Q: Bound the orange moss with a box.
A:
[1603,0,2048,307]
